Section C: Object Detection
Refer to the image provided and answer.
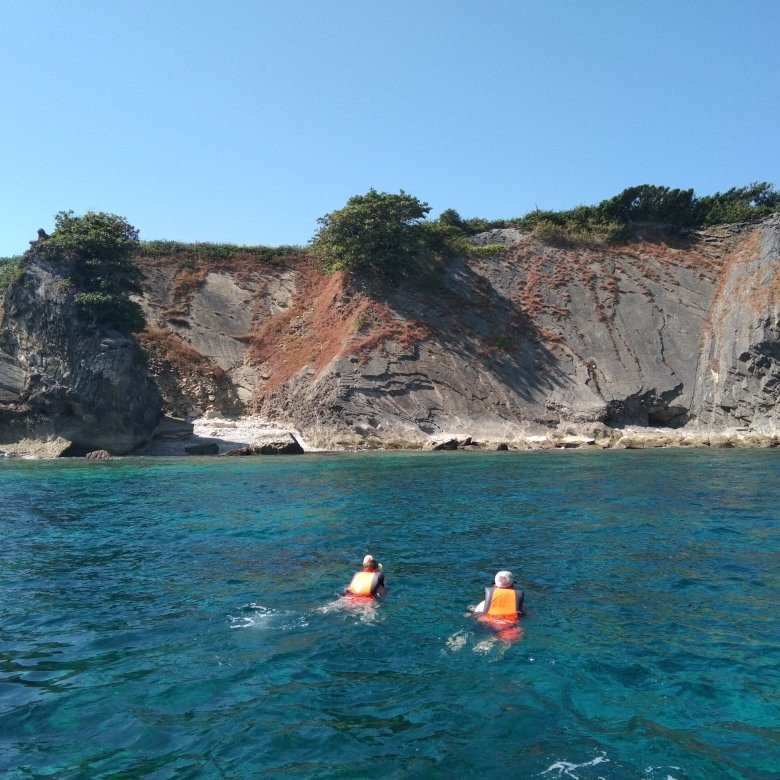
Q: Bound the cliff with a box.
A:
[1,216,777,456]
[133,215,780,448]
[0,246,161,455]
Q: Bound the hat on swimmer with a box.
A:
[495,570,514,587]
[363,554,383,571]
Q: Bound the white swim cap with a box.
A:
[495,570,514,587]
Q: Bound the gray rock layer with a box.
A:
[0,249,161,453]
[41,215,776,451]
[256,219,779,445]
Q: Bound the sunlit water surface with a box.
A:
[1,450,778,779]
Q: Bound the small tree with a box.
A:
[47,211,146,332]
[438,208,464,228]
[311,189,431,278]
[696,182,780,224]
[598,185,697,226]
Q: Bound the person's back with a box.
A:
[346,554,386,598]
[471,570,523,619]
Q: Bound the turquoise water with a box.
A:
[1,450,778,779]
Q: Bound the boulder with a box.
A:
[221,446,253,456]
[221,433,304,456]
[0,436,72,459]
[85,449,112,460]
[427,438,459,451]
[252,433,304,454]
[555,435,596,448]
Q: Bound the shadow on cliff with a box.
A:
[382,256,569,405]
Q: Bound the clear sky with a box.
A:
[1,0,778,256]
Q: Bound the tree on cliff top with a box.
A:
[311,189,431,279]
[47,211,146,333]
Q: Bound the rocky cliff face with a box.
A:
[134,216,779,447]
[0,248,161,455]
[691,218,780,430]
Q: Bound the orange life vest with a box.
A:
[480,586,523,619]
[346,570,381,597]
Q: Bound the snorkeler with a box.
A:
[469,570,524,618]
[345,554,387,598]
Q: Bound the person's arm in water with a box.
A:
[375,572,387,597]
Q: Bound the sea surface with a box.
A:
[1,449,778,779]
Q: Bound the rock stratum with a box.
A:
[0,249,161,456]
[2,216,779,455]
[137,216,779,449]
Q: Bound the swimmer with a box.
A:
[345,554,387,598]
[469,570,524,619]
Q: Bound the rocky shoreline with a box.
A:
[2,415,778,459]
[3,217,779,459]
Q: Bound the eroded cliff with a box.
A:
[0,247,161,455]
[134,216,780,447]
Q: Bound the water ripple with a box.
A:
[0,450,778,777]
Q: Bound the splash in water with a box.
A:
[228,603,309,630]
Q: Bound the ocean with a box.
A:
[1,449,778,778]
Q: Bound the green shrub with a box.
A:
[469,243,507,258]
[74,292,146,333]
[530,220,568,245]
[695,182,780,225]
[598,185,698,226]
[514,182,779,244]
[138,240,300,266]
[352,307,375,333]
[44,211,146,333]
[494,334,515,351]
[0,256,24,298]
[312,189,431,279]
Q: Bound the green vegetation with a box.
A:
[0,256,23,296]
[497,182,779,245]
[45,211,146,333]
[434,183,780,248]
[0,256,23,324]
[137,240,300,267]
[352,307,376,333]
[470,243,510,258]
[311,182,780,281]
[357,183,780,274]
[437,208,508,236]
[73,291,145,333]
[312,189,432,279]
[310,191,508,282]
[493,334,515,351]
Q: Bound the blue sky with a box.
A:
[1,0,778,256]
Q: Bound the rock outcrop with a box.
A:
[239,219,777,446]
[690,217,780,430]
[5,216,778,455]
[130,217,780,448]
[221,433,304,455]
[0,247,161,454]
